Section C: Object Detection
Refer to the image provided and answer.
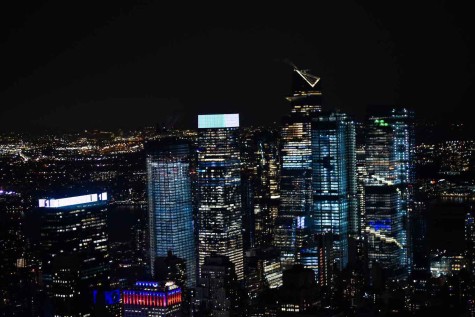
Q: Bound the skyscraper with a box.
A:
[146,137,196,287]
[275,67,322,268]
[0,191,35,316]
[240,128,280,250]
[364,106,414,278]
[38,192,110,315]
[197,113,244,280]
[465,210,475,276]
[311,111,356,270]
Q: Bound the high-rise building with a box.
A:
[240,128,280,250]
[275,67,322,268]
[364,106,414,278]
[0,191,36,316]
[311,111,356,270]
[146,138,196,287]
[197,114,244,280]
[244,247,283,300]
[122,281,182,317]
[465,210,475,276]
[195,255,243,317]
[38,192,110,315]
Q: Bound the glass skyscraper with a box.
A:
[197,114,244,280]
[146,138,196,287]
[38,192,110,316]
[275,67,322,268]
[311,111,356,270]
[364,106,414,278]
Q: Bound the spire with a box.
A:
[295,68,320,88]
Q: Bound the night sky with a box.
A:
[1,1,473,132]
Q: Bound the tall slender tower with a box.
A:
[311,111,356,270]
[465,210,475,276]
[364,106,414,278]
[197,114,244,280]
[146,137,196,287]
[274,67,322,268]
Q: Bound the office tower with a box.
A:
[311,111,356,270]
[278,264,320,315]
[240,128,280,250]
[355,122,367,228]
[122,281,182,317]
[275,67,322,268]
[38,192,110,315]
[364,106,414,278]
[146,138,196,287]
[195,255,242,317]
[0,191,35,315]
[197,114,244,280]
[411,200,429,273]
[465,210,475,276]
[244,247,283,300]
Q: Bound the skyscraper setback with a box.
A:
[274,67,322,268]
[146,138,196,287]
[197,114,244,280]
[364,106,414,278]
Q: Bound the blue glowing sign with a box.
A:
[198,114,239,129]
[105,289,121,305]
[369,219,391,231]
[93,289,121,305]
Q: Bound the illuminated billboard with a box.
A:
[198,114,239,129]
[39,192,108,208]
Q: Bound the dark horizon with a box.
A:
[1,1,474,132]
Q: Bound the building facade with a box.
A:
[197,114,244,280]
[146,138,196,287]
[311,111,356,270]
[39,192,110,316]
[275,67,322,268]
[122,281,182,317]
[364,106,414,278]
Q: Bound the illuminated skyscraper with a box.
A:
[275,67,322,268]
[38,192,110,316]
[197,114,244,280]
[240,128,280,250]
[465,210,475,276]
[364,106,414,278]
[146,138,196,287]
[311,111,356,270]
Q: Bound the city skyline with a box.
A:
[2,2,475,316]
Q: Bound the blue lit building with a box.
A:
[364,106,414,278]
[197,114,244,280]
[146,138,196,287]
[311,111,356,270]
[275,67,322,268]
